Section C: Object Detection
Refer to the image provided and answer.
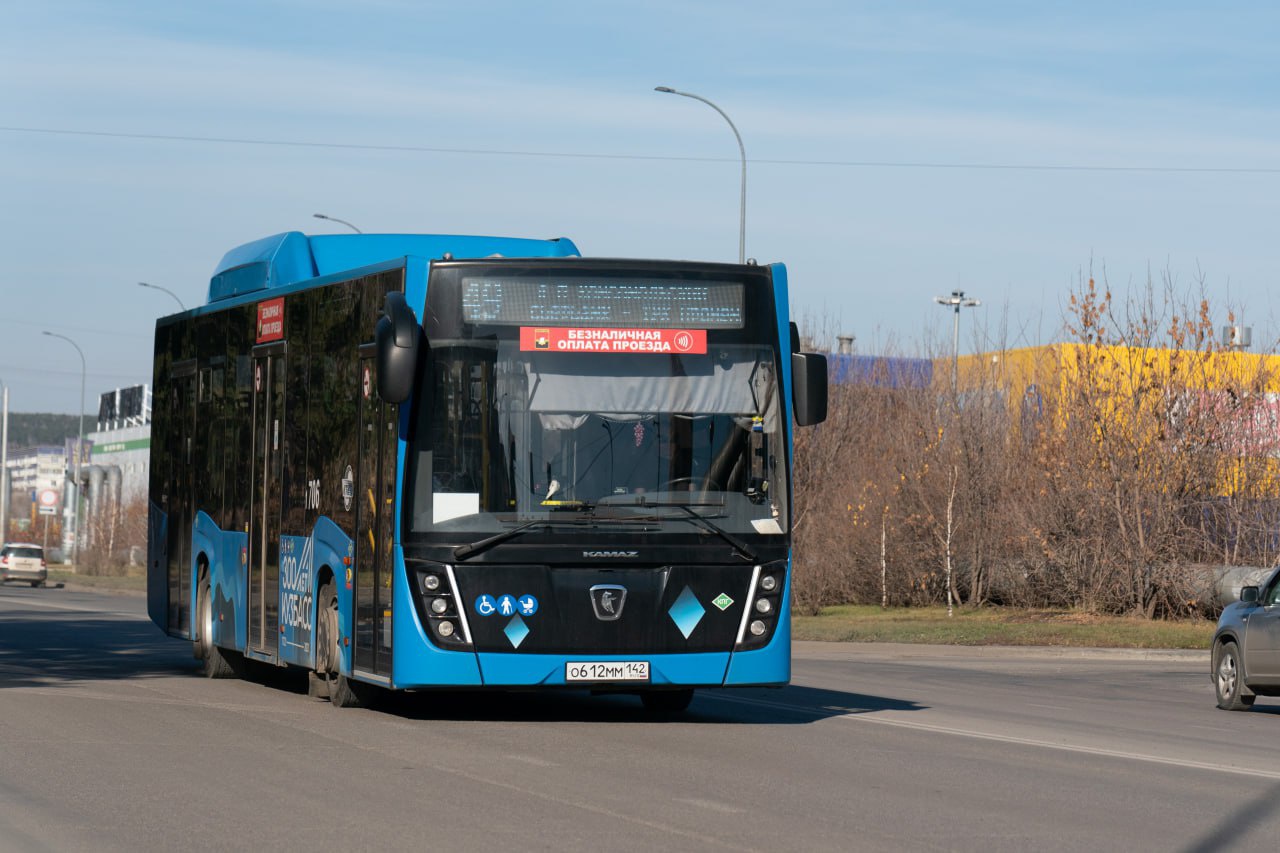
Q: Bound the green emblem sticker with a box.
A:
[712,593,734,611]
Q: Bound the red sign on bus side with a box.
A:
[519,327,706,354]
[257,297,285,343]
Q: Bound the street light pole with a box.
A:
[137,281,186,311]
[933,290,981,392]
[42,332,86,566]
[0,376,8,544]
[655,86,747,264]
[312,213,363,234]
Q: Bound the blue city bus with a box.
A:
[147,231,827,711]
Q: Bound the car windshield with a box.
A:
[4,547,41,559]
[404,262,788,539]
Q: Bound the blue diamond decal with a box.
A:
[668,586,706,639]
[504,615,530,649]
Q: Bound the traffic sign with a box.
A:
[37,489,59,516]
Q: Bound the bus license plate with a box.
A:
[566,661,650,683]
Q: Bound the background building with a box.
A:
[79,385,151,556]
[6,445,67,494]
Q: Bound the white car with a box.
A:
[0,543,47,587]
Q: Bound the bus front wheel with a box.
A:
[317,581,367,709]
[195,580,239,679]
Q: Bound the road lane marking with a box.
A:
[705,693,1280,781]
[0,595,144,619]
[508,754,558,768]
[675,797,746,814]
[848,714,1280,780]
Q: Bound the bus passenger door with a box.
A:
[247,346,285,659]
[355,350,397,680]
[165,360,197,638]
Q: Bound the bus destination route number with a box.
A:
[565,661,651,683]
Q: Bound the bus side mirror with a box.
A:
[792,352,828,426]
[375,291,420,404]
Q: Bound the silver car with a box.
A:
[1212,566,1280,710]
[0,543,47,588]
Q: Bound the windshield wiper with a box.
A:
[454,520,561,561]
[452,511,652,561]
[661,504,757,562]
[597,496,757,561]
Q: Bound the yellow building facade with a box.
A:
[951,344,1280,495]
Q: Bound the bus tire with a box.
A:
[640,688,694,715]
[196,580,238,679]
[317,581,367,708]
[330,675,369,709]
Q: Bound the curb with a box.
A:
[794,639,1208,663]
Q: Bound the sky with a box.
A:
[3,1,1279,414]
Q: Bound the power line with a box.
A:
[0,318,150,341]
[0,363,144,382]
[2,124,1278,176]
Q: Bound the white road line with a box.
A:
[0,595,144,619]
[847,714,1280,780]
[705,693,1280,781]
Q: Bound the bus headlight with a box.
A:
[735,562,786,650]
[414,566,472,650]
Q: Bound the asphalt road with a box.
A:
[1,583,1276,852]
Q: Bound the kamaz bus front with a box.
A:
[386,257,827,711]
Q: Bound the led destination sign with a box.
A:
[461,277,744,329]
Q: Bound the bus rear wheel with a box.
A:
[317,581,368,709]
[195,580,238,679]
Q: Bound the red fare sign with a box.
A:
[520,327,706,354]
[257,297,285,343]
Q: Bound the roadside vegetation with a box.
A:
[793,606,1214,649]
[4,499,147,579]
[793,271,1278,623]
[46,567,145,593]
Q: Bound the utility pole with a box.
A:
[42,332,86,566]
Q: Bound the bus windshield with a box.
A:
[405,264,788,539]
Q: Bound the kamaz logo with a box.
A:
[583,550,638,558]
[590,584,628,620]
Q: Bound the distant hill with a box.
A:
[4,413,90,450]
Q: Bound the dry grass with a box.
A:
[793,605,1215,649]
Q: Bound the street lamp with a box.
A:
[42,331,86,566]
[137,281,186,311]
[312,213,363,234]
[933,290,981,392]
[655,86,747,264]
